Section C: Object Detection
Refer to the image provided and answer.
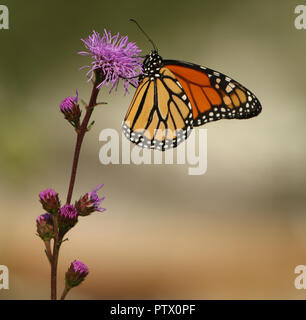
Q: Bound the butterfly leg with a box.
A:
[119,75,141,88]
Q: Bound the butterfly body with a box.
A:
[122,50,262,150]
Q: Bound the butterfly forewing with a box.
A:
[164,60,262,127]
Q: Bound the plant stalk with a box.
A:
[66,82,100,204]
[50,80,100,300]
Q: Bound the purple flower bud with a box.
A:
[60,90,81,129]
[39,188,61,214]
[58,204,78,235]
[75,184,106,216]
[65,260,89,288]
[79,30,143,94]
[36,213,54,241]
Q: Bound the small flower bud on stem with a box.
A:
[60,260,88,300]
[60,90,81,130]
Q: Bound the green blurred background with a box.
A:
[1,0,306,299]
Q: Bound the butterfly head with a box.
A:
[142,50,163,76]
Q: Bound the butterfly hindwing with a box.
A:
[122,68,194,150]
[164,60,262,127]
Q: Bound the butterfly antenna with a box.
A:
[130,19,158,52]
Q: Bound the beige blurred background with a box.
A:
[1,0,306,299]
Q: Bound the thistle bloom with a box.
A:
[79,29,143,94]
[65,260,89,288]
[39,188,60,214]
[75,184,106,216]
[59,204,78,234]
[60,90,79,113]
[36,213,54,241]
[60,90,81,128]
[89,184,106,212]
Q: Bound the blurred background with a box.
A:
[1,0,306,299]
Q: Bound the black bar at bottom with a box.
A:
[0,300,305,318]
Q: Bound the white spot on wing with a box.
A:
[226,85,232,93]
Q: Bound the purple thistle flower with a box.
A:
[79,29,143,94]
[39,188,60,214]
[36,213,54,241]
[59,204,78,234]
[39,188,57,202]
[37,213,53,225]
[72,260,89,275]
[60,90,81,129]
[60,204,78,220]
[65,260,89,288]
[89,184,106,212]
[75,184,106,216]
[60,89,79,113]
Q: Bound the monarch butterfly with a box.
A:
[122,20,262,151]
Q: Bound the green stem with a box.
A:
[60,286,70,300]
[66,82,100,204]
[51,215,59,300]
[44,240,52,264]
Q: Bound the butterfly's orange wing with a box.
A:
[164,60,262,127]
[122,69,194,150]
